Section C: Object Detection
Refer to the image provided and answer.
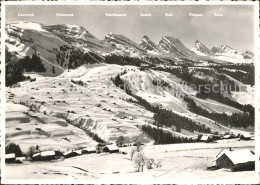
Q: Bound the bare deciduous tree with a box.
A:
[130,147,136,161]
[134,152,145,172]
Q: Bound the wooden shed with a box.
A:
[216,149,255,171]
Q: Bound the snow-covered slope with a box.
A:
[6,21,67,61]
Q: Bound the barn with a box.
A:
[5,153,16,163]
[102,144,119,153]
[216,149,255,171]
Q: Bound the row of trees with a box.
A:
[104,54,144,67]
[184,96,254,128]
[153,109,211,133]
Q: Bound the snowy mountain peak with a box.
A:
[44,24,96,40]
[191,40,213,56]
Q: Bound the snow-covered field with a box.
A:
[6,139,254,181]
[6,103,97,152]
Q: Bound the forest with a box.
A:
[141,125,196,145]
[6,50,45,86]
[184,96,254,128]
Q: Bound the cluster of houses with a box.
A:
[5,144,120,163]
[215,148,255,171]
[200,132,252,143]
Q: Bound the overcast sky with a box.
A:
[6,5,255,52]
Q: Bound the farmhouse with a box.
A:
[102,144,119,153]
[200,135,210,143]
[82,147,96,154]
[5,153,16,163]
[216,149,255,171]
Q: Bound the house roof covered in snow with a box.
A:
[216,148,231,159]
[74,150,82,155]
[16,157,26,161]
[63,150,74,156]
[223,135,232,139]
[200,135,209,141]
[104,144,119,151]
[241,133,251,138]
[5,153,15,159]
[222,149,255,165]
[83,147,96,152]
[41,150,55,157]
[32,153,41,158]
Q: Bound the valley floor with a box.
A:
[6,139,255,182]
